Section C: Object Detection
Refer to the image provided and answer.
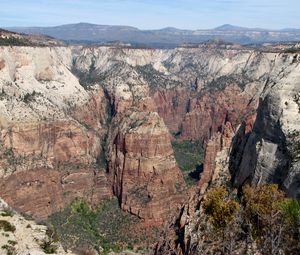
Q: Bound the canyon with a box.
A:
[0,43,299,254]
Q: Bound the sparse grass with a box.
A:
[71,60,106,89]
[49,198,141,254]
[205,74,250,91]
[40,240,58,254]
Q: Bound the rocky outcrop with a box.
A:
[0,198,75,255]
[154,52,300,255]
[199,122,235,193]
[154,120,238,255]
[0,121,100,174]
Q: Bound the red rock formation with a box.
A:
[0,168,111,219]
[0,89,113,218]
[72,88,109,134]
[182,85,256,141]
[244,114,257,134]
[0,121,100,169]
[152,84,257,143]
[199,122,235,193]
[152,89,190,133]
[108,111,187,225]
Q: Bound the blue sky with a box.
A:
[0,0,299,29]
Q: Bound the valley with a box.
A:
[0,42,299,254]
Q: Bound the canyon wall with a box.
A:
[0,45,299,234]
[0,47,112,219]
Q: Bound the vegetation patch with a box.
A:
[23,90,42,104]
[71,60,106,89]
[1,208,14,217]
[172,140,203,185]
[198,184,300,255]
[287,130,300,162]
[284,47,300,53]
[40,239,58,254]
[49,199,142,254]
[0,220,16,232]
[136,64,180,89]
[205,74,250,91]
[0,37,33,46]
[1,244,16,255]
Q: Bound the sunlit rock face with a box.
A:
[230,54,300,198]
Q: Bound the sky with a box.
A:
[0,0,299,30]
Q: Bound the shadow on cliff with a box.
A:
[188,164,203,181]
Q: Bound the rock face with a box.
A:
[0,168,111,219]
[230,54,300,198]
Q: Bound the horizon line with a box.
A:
[3,22,300,32]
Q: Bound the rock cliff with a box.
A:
[230,53,300,197]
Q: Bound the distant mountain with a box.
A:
[214,24,250,31]
[5,23,300,47]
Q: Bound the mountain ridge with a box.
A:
[5,23,300,47]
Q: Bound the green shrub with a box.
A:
[7,240,17,246]
[23,91,41,104]
[0,37,32,46]
[1,208,14,217]
[281,199,300,227]
[203,187,240,229]
[40,240,58,254]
